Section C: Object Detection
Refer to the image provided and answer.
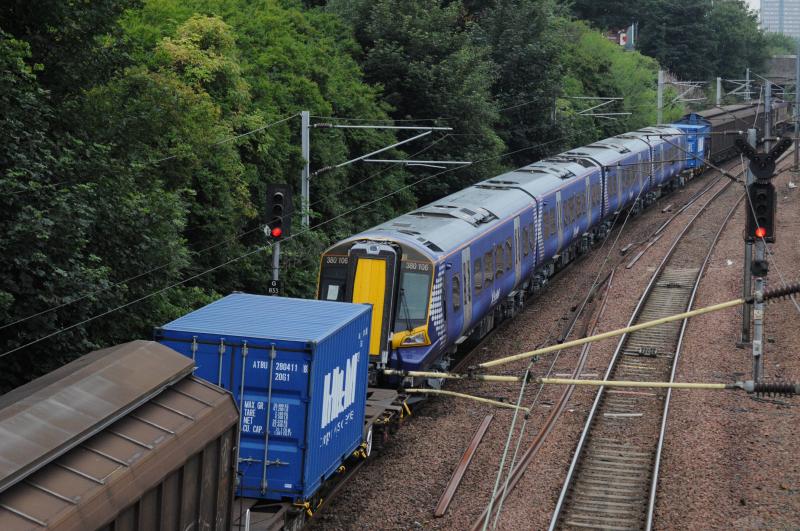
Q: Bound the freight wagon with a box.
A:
[156,294,406,528]
[0,341,239,531]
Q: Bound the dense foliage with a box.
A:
[572,0,772,81]
[0,0,735,390]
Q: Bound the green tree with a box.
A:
[707,0,766,79]
[764,32,797,56]
[0,0,139,98]
[0,32,111,389]
[123,0,417,234]
[327,0,505,202]
[472,0,573,165]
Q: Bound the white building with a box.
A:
[761,0,800,39]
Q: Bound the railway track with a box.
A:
[469,157,746,530]
[548,151,792,530]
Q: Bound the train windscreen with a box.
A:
[394,270,431,330]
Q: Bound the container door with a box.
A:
[347,242,400,364]
[460,247,472,337]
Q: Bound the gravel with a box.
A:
[309,163,795,530]
[655,164,800,529]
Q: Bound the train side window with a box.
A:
[484,252,493,283]
[505,238,512,271]
[522,226,530,256]
[547,207,552,236]
[529,222,535,253]
[474,258,483,292]
[452,274,461,311]
[495,245,503,277]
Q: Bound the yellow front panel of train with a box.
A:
[351,258,386,356]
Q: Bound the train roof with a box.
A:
[620,126,683,145]
[354,158,597,257]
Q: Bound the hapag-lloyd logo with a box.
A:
[320,352,359,429]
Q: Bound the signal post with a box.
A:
[735,132,792,381]
[265,184,293,286]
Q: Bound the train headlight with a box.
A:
[401,332,428,346]
[392,326,431,348]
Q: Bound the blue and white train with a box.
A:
[317,118,714,380]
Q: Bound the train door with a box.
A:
[513,217,521,286]
[347,242,400,365]
[460,248,472,337]
[556,190,563,253]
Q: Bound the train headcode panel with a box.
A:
[155,294,372,502]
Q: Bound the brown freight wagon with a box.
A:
[693,101,791,163]
[0,340,239,531]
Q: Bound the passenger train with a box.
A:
[317,102,788,383]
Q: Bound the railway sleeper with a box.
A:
[564,514,641,529]
[571,488,647,503]
[569,503,643,517]
[564,520,640,531]
[570,498,645,510]
[582,462,650,474]
[587,453,652,463]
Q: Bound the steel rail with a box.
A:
[548,173,738,531]
[645,179,745,530]
[470,269,616,531]
[548,147,794,530]
[469,158,741,530]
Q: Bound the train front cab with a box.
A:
[318,239,437,376]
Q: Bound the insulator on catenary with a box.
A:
[762,282,800,303]
[750,382,800,397]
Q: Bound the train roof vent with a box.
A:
[517,168,549,174]
[392,222,412,227]
[487,179,519,185]
[558,156,597,169]
[425,241,444,252]
[397,229,420,235]
[412,206,479,226]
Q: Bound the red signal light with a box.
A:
[755,227,766,238]
[271,227,283,238]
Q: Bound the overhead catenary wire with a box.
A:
[2,130,451,332]
[0,126,596,360]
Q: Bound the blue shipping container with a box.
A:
[672,115,711,169]
[155,294,371,501]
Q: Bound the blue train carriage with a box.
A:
[155,294,373,503]
[318,156,610,379]
[672,114,712,175]
[623,126,691,190]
